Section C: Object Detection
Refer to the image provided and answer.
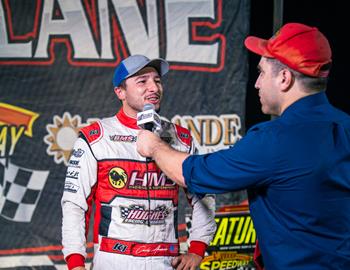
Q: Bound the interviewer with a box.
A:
[137,23,350,270]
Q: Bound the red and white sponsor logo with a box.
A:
[134,244,170,256]
[129,171,175,189]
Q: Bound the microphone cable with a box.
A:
[145,158,151,227]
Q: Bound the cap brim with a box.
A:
[126,58,169,80]
[244,36,274,58]
[146,58,169,77]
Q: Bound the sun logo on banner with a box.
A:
[44,112,85,165]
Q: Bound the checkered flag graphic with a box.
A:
[0,159,49,222]
[120,206,130,218]
[185,213,192,239]
[120,205,145,218]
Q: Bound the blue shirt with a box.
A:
[183,92,350,269]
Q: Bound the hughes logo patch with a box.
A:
[120,205,170,225]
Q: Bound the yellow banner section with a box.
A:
[201,205,256,270]
[0,102,39,137]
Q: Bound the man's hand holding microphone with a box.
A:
[136,103,163,161]
[136,103,189,188]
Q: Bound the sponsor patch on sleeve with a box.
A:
[64,181,80,193]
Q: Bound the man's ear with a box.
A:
[279,69,294,92]
[114,86,125,100]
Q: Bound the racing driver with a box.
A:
[61,54,217,270]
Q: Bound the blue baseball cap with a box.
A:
[113,55,169,87]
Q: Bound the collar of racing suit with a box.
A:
[116,108,140,129]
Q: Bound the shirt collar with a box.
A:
[116,108,140,129]
[281,91,329,117]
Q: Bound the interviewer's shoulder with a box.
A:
[247,119,283,133]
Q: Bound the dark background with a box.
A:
[246,1,346,130]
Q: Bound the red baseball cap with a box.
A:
[244,23,332,77]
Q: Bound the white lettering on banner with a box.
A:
[171,114,242,154]
[110,0,159,58]
[34,0,99,59]
[165,0,218,64]
[0,0,224,70]
[0,3,32,57]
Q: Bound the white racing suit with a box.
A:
[61,108,217,270]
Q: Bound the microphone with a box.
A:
[137,104,161,162]
[137,103,161,132]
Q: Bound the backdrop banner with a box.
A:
[0,0,251,268]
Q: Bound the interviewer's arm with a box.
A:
[137,130,188,186]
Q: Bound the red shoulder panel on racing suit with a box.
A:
[174,124,192,146]
[80,121,103,144]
